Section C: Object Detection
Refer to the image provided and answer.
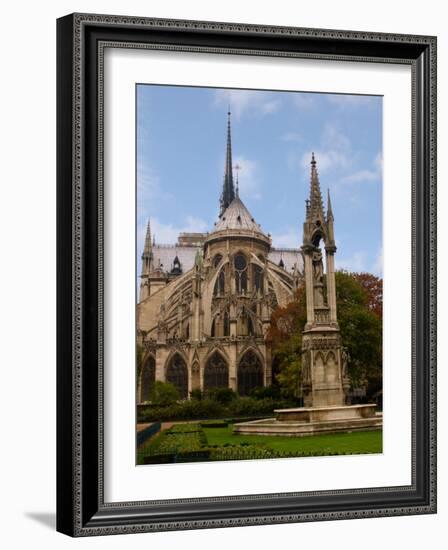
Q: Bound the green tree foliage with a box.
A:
[136,344,144,381]
[268,272,383,400]
[149,381,180,406]
[335,271,382,395]
[267,288,306,398]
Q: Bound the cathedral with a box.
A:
[137,113,324,403]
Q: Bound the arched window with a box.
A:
[223,311,230,336]
[191,361,200,390]
[214,269,225,296]
[166,354,188,399]
[237,307,256,337]
[204,352,229,390]
[211,309,230,337]
[253,264,263,291]
[140,355,155,402]
[247,315,254,336]
[234,253,248,294]
[238,350,264,396]
[213,254,223,268]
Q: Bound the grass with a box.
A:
[137,421,382,464]
[203,424,382,455]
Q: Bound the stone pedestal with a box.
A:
[233,404,382,437]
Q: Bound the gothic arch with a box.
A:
[204,351,229,390]
[165,347,189,368]
[325,351,338,383]
[211,309,230,337]
[204,345,229,366]
[233,252,248,294]
[140,354,156,403]
[191,360,201,391]
[237,348,264,396]
[165,353,188,399]
[314,351,325,384]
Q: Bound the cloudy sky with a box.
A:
[137,84,382,276]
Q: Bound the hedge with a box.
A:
[138,397,296,423]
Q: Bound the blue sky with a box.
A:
[137,85,382,276]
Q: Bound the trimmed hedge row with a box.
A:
[138,397,296,423]
[138,421,372,465]
[143,423,207,456]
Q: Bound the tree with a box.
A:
[353,272,383,318]
[267,288,306,398]
[268,272,382,401]
[136,344,144,381]
[335,271,382,395]
[149,381,180,406]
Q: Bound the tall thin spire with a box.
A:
[327,188,334,221]
[141,219,153,278]
[307,152,325,221]
[142,219,152,258]
[219,111,236,216]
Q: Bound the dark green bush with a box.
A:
[138,395,297,422]
[249,385,282,400]
[206,387,237,404]
[200,420,229,428]
[149,381,180,406]
[190,389,203,401]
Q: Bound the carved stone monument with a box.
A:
[300,153,348,408]
[234,154,382,436]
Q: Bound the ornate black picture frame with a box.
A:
[56,13,437,536]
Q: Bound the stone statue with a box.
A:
[312,249,325,307]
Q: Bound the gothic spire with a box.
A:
[219,111,236,216]
[141,219,153,277]
[327,188,334,221]
[306,152,325,221]
[142,219,152,258]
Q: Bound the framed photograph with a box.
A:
[56,13,437,536]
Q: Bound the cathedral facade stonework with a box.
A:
[137,113,303,402]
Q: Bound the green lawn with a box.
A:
[203,424,382,455]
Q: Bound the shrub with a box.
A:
[137,394,297,423]
[249,385,281,400]
[200,420,229,428]
[190,388,203,401]
[149,381,180,406]
[206,387,237,404]
[143,423,208,457]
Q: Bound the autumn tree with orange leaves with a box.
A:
[268,271,383,401]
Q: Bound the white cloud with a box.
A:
[340,151,383,185]
[322,124,352,152]
[341,169,378,184]
[137,162,174,222]
[336,251,367,273]
[271,227,301,248]
[374,152,383,172]
[234,155,261,200]
[214,89,281,119]
[300,124,352,174]
[301,149,350,174]
[372,247,383,277]
[137,215,209,255]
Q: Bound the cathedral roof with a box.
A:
[150,244,303,274]
[213,196,266,235]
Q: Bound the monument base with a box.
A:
[233,404,382,437]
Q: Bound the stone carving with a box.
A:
[312,249,325,307]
